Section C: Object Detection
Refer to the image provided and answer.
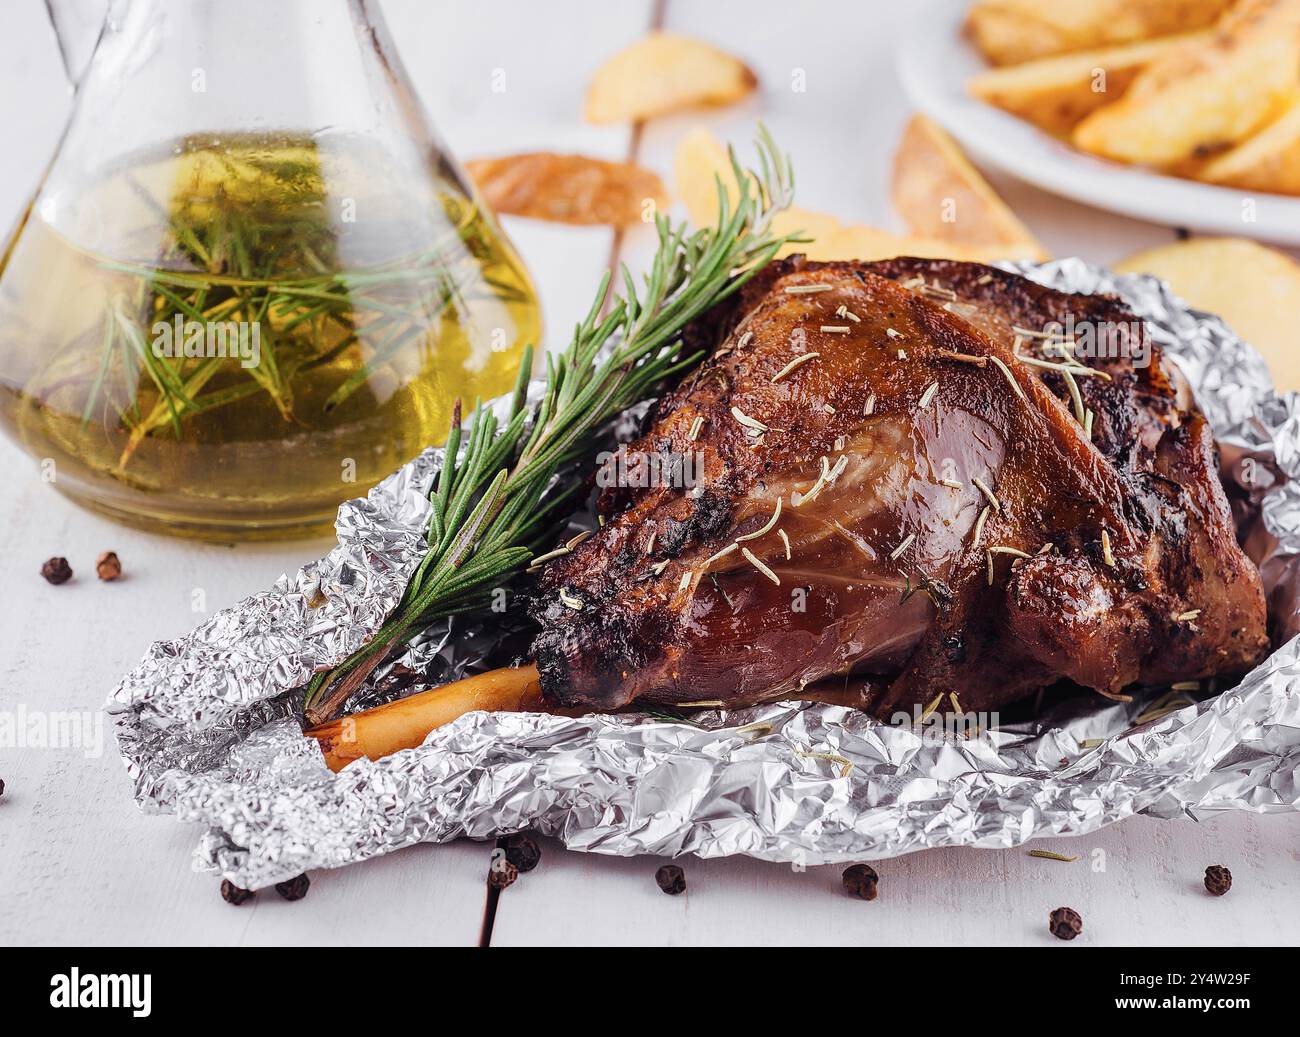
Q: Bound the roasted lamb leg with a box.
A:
[530,257,1268,719]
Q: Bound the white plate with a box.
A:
[898,0,1300,244]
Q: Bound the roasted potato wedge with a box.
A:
[1116,237,1300,389]
[675,127,1040,264]
[968,32,1209,136]
[585,32,757,124]
[1072,0,1300,166]
[1199,94,1300,196]
[465,152,668,226]
[892,115,1047,258]
[966,0,1235,66]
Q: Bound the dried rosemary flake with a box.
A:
[971,475,1000,513]
[531,546,571,566]
[783,283,834,294]
[920,693,944,720]
[687,415,704,441]
[820,325,851,334]
[863,393,876,416]
[936,348,988,367]
[990,546,1033,559]
[1027,849,1079,863]
[651,559,670,575]
[1012,324,1067,341]
[793,456,832,508]
[1061,367,1086,424]
[703,542,739,566]
[889,532,916,561]
[796,749,853,777]
[737,722,773,738]
[918,381,939,410]
[771,351,821,383]
[730,405,769,433]
[676,699,725,708]
[940,478,964,489]
[566,530,593,550]
[678,571,692,592]
[897,349,908,360]
[558,589,583,610]
[645,531,657,554]
[986,549,994,586]
[736,498,783,543]
[1084,408,1094,440]
[778,528,792,560]
[1016,352,1112,381]
[823,403,837,415]
[1101,528,1115,567]
[948,691,962,713]
[737,331,754,350]
[1079,738,1105,750]
[1170,680,1201,691]
[835,304,861,322]
[976,274,993,285]
[989,355,1026,400]
[741,546,781,585]
[886,327,902,339]
[972,504,991,546]
[1175,608,1202,622]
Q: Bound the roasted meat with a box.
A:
[529,257,1269,719]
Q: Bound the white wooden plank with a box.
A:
[0,0,648,945]
[491,812,1300,946]
[488,0,1300,946]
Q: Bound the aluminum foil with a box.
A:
[108,259,1300,888]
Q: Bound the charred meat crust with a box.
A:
[529,256,1268,717]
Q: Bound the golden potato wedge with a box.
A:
[465,152,668,226]
[1199,94,1300,196]
[1072,0,1300,166]
[585,32,757,124]
[968,32,1209,136]
[674,127,1041,264]
[1115,237,1300,389]
[892,115,1047,258]
[966,0,1234,65]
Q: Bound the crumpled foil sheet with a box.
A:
[108,258,1300,887]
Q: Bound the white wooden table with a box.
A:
[1,0,1296,947]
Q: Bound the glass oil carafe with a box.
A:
[0,0,540,538]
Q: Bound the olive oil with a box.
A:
[0,134,540,538]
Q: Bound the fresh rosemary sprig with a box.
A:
[303,128,797,723]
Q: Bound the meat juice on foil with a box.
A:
[107,259,1300,888]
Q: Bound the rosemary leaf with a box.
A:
[303,128,796,721]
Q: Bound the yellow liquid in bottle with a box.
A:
[0,134,540,538]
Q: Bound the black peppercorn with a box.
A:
[220,880,255,906]
[488,857,519,890]
[1204,864,1232,896]
[275,873,310,901]
[96,551,122,581]
[842,863,879,900]
[1049,906,1083,940]
[41,557,72,584]
[505,833,542,873]
[655,864,686,895]
[0,778,5,798]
